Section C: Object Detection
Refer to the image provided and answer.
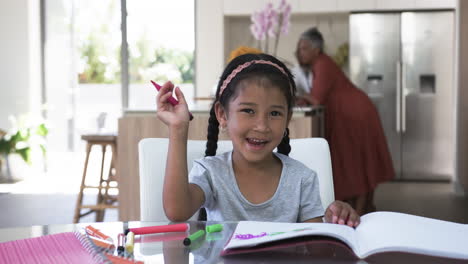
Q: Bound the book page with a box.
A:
[223,221,358,254]
[355,211,468,259]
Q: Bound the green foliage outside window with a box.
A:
[79,33,194,84]
[78,32,121,84]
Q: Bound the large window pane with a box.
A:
[44,0,121,152]
[75,0,121,140]
[127,0,195,110]
[44,0,195,151]
[44,0,73,151]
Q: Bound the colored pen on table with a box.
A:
[206,224,223,233]
[125,231,135,254]
[125,223,190,235]
[85,225,113,243]
[151,80,194,121]
[117,233,125,255]
[183,230,205,246]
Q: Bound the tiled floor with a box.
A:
[374,181,468,224]
[0,150,118,228]
[1,179,467,229]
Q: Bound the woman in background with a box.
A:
[296,27,395,215]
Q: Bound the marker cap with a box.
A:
[125,231,135,254]
[206,224,223,233]
[183,230,205,246]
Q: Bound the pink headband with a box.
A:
[218,60,289,96]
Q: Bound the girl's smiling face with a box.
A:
[215,79,291,165]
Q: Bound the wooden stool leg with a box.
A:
[109,142,117,183]
[103,143,114,203]
[74,143,92,223]
[95,144,107,222]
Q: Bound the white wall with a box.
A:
[0,0,42,131]
[455,0,468,194]
[195,0,224,98]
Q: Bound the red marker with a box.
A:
[151,80,193,121]
[125,223,190,235]
[85,225,113,243]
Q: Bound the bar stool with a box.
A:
[73,134,118,223]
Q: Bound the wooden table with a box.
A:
[117,106,324,221]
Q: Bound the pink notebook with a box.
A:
[0,232,106,264]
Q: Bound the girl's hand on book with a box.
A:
[156,81,190,128]
[324,201,360,227]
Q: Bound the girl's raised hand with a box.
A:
[324,201,360,227]
[156,81,190,128]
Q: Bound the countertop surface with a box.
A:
[124,104,323,116]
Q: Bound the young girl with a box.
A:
[156,53,359,227]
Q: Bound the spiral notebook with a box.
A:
[0,232,106,263]
[0,232,142,264]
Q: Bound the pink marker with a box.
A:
[125,223,190,235]
[151,80,193,120]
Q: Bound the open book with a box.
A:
[222,211,468,260]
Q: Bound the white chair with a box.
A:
[139,138,334,221]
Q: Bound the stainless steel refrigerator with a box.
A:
[349,11,455,180]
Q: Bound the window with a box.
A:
[43,0,195,151]
[126,0,195,110]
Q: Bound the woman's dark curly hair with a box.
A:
[205,53,296,157]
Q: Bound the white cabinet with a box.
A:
[223,0,300,16]
[413,0,456,9]
[296,0,337,13]
[375,0,414,10]
[336,0,375,12]
[222,0,455,15]
[223,0,269,16]
[375,0,455,10]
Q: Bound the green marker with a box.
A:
[183,230,205,246]
[205,224,223,233]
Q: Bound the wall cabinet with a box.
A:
[412,0,456,9]
[374,0,414,10]
[296,0,338,13]
[222,0,455,15]
[336,0,375,12]
[375,0,455,10]
[223,0,300,16]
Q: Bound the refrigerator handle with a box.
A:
[401,62,407,133]
[396,61,401,133]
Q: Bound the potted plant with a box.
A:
[0,115,48,182]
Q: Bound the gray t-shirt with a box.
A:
[189,151,324,222]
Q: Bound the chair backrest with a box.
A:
[139,138,334,221]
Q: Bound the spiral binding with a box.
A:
[74,231,112,264]
[79,230,143,264]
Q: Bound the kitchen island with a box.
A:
[117,105,324,221]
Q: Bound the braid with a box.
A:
[205,105,219,157]
[277,128,291,156]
